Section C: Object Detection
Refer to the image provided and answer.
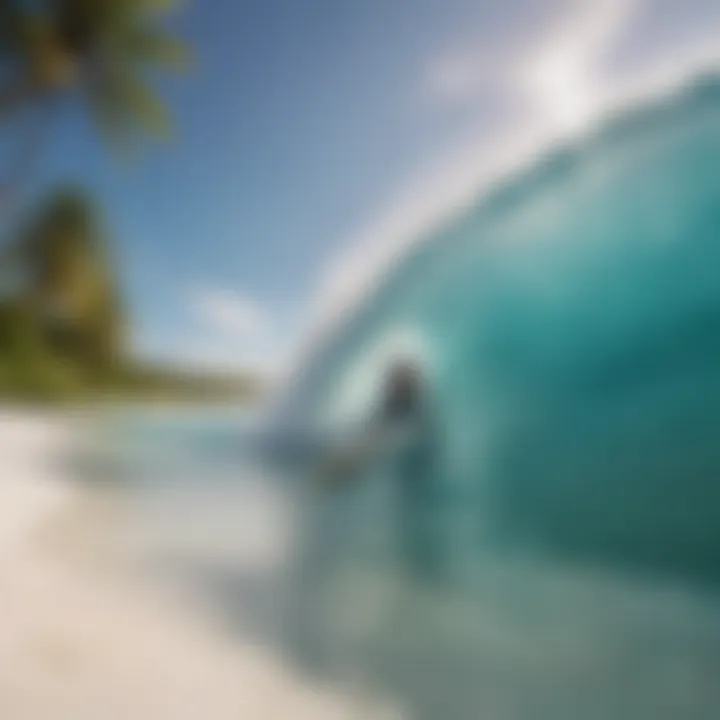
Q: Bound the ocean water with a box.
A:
[98,408,720,720]
[274,73,720,718]
[286,72,720,587]
[101,74,720,719]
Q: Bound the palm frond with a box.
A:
[118,71,170,136]
[86,64,171,150]
[135,0,186,13]
[1,0,188,167]
[116,28,192,69]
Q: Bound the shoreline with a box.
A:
[0,410,384,720]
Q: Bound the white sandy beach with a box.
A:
[0,411,390,720]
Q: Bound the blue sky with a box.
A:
[22,0,720,371]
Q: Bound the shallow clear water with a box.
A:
[95,408,720,720]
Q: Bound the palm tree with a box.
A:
[0,0,190,204]
[13,186,125,370]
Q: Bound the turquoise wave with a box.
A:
[288,72,720,585]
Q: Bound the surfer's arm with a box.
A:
[316,413,414,488]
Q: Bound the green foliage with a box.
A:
[0,186,123,399]
[14,186,124,367]
[0,0,191,147]
[0,297,85,400]
[0,186,258,404]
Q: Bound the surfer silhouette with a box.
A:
[320,357,443,581]
[378,358,442,581]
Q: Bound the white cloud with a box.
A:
[518,0,638,133]
[192,287,267,338]
[131,287,280,376]
[518,0,720,135]
[180,286,283,375]
[422,1,638,126]
[425,53,487,102]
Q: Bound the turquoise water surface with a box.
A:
[104,73,720,719]
[99,407,720,720]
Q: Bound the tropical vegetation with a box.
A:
[0,0,190,209]
[0,2,257,402]
[0,186,258,402]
